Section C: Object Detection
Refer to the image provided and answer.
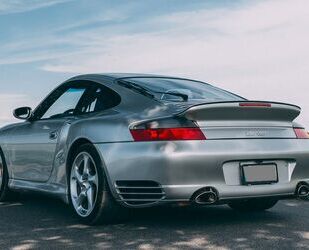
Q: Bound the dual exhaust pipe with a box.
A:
[192,183,309,205]
[296,183,309,200]
[193,187,218,205]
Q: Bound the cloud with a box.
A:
[41,0,309,74]
[2,0,309,127]
[0,7,129,65]
[40,0,309,127]
[0,0,71,15]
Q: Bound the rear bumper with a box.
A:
[94,139,309,206]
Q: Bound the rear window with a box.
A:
[119,77,244,103]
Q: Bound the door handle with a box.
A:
[49,131,58,140]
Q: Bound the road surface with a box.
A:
[0,195,308,249]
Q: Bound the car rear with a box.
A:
[96,77,309,207]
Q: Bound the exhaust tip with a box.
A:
[193,187,218,205]
[297,184,309,199]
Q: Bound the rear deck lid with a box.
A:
[181,101,301,139]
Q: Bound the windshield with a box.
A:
[119,77,244,103]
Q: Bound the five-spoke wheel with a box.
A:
[68,144,123,224]
[70,152,98,217]
[0,150,14,201]
[0,156,3,190]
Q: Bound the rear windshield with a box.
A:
[119,77,244,103]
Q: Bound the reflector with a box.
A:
[294,128,309,139]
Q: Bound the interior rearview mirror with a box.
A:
[13,107,32,120]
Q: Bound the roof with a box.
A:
[99,73,168,79]
[67,73,184,82]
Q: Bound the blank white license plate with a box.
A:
[241,164,278,185]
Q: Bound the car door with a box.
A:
[8,82,89,182]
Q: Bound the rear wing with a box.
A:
[180,101,301,127]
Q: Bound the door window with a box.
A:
[33,81,120,120]
[41,87,86,119]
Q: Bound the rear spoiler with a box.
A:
[180,101,301,126]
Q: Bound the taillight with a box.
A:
[294,128,309,139]
[239,102,272,107]
[130,127,206,141]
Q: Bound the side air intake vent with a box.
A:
[115,181,165,206]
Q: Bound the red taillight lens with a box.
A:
[130,128,206,141]
[239,102,272,107]
[294,128,309,139]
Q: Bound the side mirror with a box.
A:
[13,107,32,120]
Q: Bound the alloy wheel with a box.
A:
[70,152,99,217]
[0,157,3,189]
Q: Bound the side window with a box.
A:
[41,87,86,119]
[79,85,121,114]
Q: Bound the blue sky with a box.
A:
[1,0,309,127]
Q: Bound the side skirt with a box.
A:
[8,179,69,204]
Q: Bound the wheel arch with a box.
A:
[65,137,118,201]
[66,138,93,171]
[0,146,8,176]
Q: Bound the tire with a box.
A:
[0,150,14,201]
[68,143,125,225]
[228,198,278,212]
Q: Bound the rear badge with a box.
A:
[245,129,268,137]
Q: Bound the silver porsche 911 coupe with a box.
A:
[0,73,309,224]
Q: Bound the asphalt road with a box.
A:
[0,195,308,250]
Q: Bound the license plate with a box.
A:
[240,163,278,185]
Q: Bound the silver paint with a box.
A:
[95,139,309,205]
[0,73,308,208]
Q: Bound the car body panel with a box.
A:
[95,139,309,205]
[5,119,67,182]
[0,73,308,207]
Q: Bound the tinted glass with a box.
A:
[122,77,243,103]
[79,86,121,114]
[42,87,86,119]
